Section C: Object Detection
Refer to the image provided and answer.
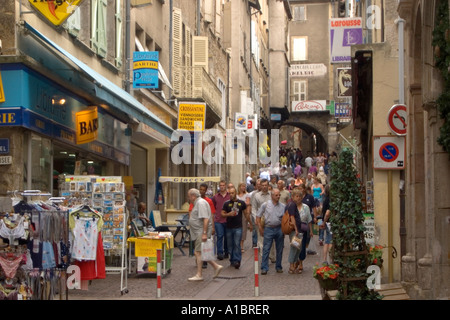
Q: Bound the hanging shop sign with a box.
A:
[0,71,5,103]
[28,0,85,26]
[133,51,159,89]
[387,104,407,136]
[177,102,206,131]
[159,176,221,183]
[292,100,327,112]
[329,18,363,64]
[373,135,406,170]
[337,68,352,97]
[76,107,98,145]
[289,64,327,77]
[235,113,247,129]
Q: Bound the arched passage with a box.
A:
[280,112,333,156]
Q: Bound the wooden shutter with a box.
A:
[115,0,123,67]
[97,0,107,58]
[66,7,81,37]
[215,0,221,36]
[91,0,107,58]
[185,26,192,97]
[192,36,208,97]
[172,7,182,96]
[91,0,98,52]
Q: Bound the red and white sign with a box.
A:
[387,104,407,136]
[292,100,327,112]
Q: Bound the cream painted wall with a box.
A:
[371,43,402,282]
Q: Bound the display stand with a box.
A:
[60,175,128,295]
[127,234,173,277]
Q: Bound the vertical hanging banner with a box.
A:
[76,107,98,145]
[0,71,5,103]
[133,51,159,89]
[28,0,85,26]
[329,18,363,64]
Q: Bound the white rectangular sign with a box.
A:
[0,156,12,165]
[292,100,327,112]
[329,18,363,64]
[289,64,327,77]
[373,136,406,170]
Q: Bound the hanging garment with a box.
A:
[41,241,56,269]
[0,254,25,278]
[0,217,26,244]
[71,218,99,261]
[73,232,106,280]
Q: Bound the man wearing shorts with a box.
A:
[188,188,223,281]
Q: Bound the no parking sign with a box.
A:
[373,136,405,170]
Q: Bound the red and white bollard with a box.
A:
[156,249,162,298]
[254,247,259,297]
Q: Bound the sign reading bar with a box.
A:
[29,0,85,26]
[76,107,98,145]
[177,102,206,131]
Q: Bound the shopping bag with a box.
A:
[290,235,302,249]
[201,238,216,261]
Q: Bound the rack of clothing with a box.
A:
[1,190,70,300]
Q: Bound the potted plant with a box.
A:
[369,245,384,267]
[313,263,340,291]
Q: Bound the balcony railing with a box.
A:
[172,66,222,119]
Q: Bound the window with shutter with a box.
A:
[293,80,307,101]
[172,7,182,96]
[185,26,192,97]
[91,0,107,58]
[192,36,208,97]
[66,6,81,37]
[115,0,123,67]
[215,0,221,37]
[293,5,306,21]
[204,0,213,22]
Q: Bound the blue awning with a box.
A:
[19,22,173,138]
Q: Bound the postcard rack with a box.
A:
[59,176,128,295]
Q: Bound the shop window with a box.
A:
[26,134,52,193]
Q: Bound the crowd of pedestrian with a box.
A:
[186,148,338,281]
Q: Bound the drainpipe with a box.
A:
[125,0,131,93]
[169,0,173,97]
[395,16,407,259]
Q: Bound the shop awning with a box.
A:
[18,22,173,139]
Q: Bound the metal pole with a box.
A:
[254,247,259,297]
[157,249,162,298]
[388,171,393,283]
[125,0,131,93]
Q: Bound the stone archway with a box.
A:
[281,112,335,155]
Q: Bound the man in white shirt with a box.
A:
[188,188,224,281]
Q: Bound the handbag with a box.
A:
[290,235,302,249]
[300,222,309,234]
[201,238,216,261]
